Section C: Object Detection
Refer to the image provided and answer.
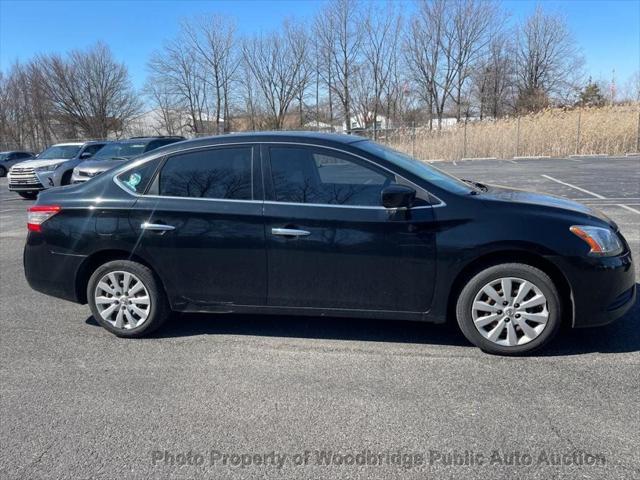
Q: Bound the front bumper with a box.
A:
[8,169,60,191]
[553,249,636,328]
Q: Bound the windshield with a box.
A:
[38,145,81,160]
[92,142,147,160]
[0,153,8,161]
[357,141,474,195]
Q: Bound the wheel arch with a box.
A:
[75,249,166,304]
[447,250,574,327]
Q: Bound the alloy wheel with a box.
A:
[94,271,151,329]
[471,277,549,347]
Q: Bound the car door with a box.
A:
[126,144,266,310]
[263,143,437,313]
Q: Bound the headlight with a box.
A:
[570,225,623,256]
[34,163,63,172]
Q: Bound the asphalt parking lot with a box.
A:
[1,156,639,479]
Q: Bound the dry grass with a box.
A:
[382,103,640,161]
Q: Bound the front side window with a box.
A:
[269,146,393,206]
[159,147,253,200]
[357,141,473,195]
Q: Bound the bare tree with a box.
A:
[148,37,209,134]
[183,14,239,133]
[473,32,515,118]
[515,6,584,111]
[242,21,310,129]
[37,42,140,138]
[450,0,502,121]
[316,0,362,131]
[352,4,402,137]
[406,0,454,129]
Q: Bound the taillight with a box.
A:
[27,205,61,232]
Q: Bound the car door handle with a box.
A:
[271,228,311,237]
[140,222,175,232]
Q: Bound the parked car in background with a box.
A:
[8,141,106,198]
[71,136,185,183]
[23,132,635,354]
[0,151,35,177]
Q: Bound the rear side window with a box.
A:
[269,146,393,206]
[117,158,162,193]
[158,147,253,200]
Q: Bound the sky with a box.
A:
[1,0,638,91]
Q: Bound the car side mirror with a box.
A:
[80,152,93,160]
[381,184,416,209]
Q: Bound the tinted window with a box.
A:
[117,159,161,193]
[159,147,252,200]
[93,142,147,160]
[269,146,393,206]
[83,144,105,156]
[357,141,473,195]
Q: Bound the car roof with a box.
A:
[0,150,32,154]
[51,141,107,147]
[144,131,367,154]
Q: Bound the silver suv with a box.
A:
[8,141,106,199]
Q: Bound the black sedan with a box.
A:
[23,132,635,354]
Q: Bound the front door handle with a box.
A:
[271,227,311,237]
[141,222,175,232]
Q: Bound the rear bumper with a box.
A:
[24,235,86,303]
[552,250,636,328]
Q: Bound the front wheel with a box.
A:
[87,260,170,337]
[456,263,561,355]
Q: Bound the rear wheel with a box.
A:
[456,263,561,355]
[87,260,170,337]
[18,191,38,199]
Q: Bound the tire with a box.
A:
[0,166,6,177]
[61,170,72,186]
[455,263,561,355]
[18,191,38,199]
[87,260,170,338]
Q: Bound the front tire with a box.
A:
[0,166,6,177]
[87,260,170,337]
[456,263,561,355]
[18,191,38,199]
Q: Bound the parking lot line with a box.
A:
[617,204,640,215]
[540,174,606,199]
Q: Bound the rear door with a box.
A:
[126,144,266,309]
[262,144,437,313]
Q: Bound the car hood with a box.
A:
[77,159,127,172]
[12,158,69,169]
[481,184,615,227]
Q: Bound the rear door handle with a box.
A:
[141,222,175,232]
[271,227,311,237]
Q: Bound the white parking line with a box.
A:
[617,204,640,215]
[540,174,606,199]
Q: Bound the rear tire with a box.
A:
[87,260,170,338]
[18,191,38,199]
[455,263,561,355]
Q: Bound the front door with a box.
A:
[127,144,266,310]
[263,144,437,313]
